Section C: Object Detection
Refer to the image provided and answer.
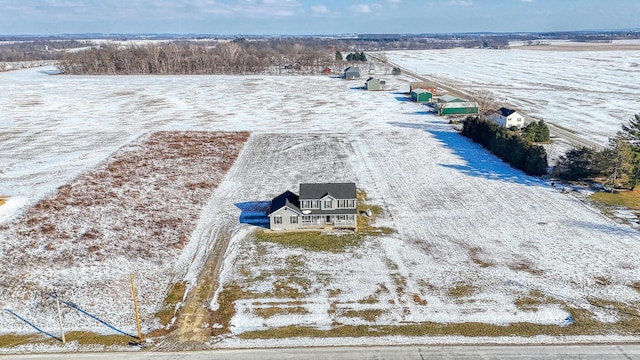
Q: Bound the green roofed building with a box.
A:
[435,95,478,116]
[411,88,433,103]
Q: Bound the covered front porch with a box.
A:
[300,214,356,228]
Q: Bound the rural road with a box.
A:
[3,344,640,359]
[370,53,604,150]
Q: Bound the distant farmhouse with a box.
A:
[344,67,361,79]
[486,107,525,128]
[434,95,479,116]
[364,77,386,91]
[268,183,357,231]
[411,88,432,103]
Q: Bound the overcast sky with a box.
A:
[0,0,639,35]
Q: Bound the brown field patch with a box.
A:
[448,284,477,298]
[469,247,493,268]
[0,131,249,334]
[508,261,544,276]
[254,306,309,319]
[6,131,249,263]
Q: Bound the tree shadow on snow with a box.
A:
[388,121,547,187]
[570,220,640,237]
[402,110,433,116]
[235,201,271,228]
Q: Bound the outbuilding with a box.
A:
[344,66,361,80]
[411,88,433,103]
[434,95,478,115]
[365,77,386,91]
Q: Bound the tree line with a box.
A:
[53,35,513,75]
[57,39,337,75]
[553,114,640,190]
[0,40,89,62]
[461,117,549,176]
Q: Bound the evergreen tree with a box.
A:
[538,120,550,142]
[622,113,640,139]
[522,120,550,143]
[620,114,640,189]
[606,133,633,190]
[335,51,343,61]
[552,147,608,180]
[461,116,548,176]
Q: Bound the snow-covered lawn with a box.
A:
[1,58,640,348]
[384,43,640,146]
[215,129,640,339]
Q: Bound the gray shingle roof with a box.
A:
[299,183,356,200]
[268,190,301,215]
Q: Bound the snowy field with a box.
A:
[1,55,640,347]
[214,130,640,339]
[384,41,640,146]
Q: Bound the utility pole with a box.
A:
[130,274,143,341]
[54,294,65,344]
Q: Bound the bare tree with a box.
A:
[471,89,499,116]
[218,42,242,73]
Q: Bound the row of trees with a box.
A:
[553,114,640,190]
[461,117,549,176]
[57,38,414,75]
[0,40,88,62]
[345,52,367,62]
[58,40,339,75]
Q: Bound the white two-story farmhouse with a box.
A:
[486,107,525,128]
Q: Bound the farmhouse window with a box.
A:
[324,199,333,208]
[274,216,282,224]
[316,200,322,209]
[290,216,298,224]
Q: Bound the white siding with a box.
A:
[269,207,301,230]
